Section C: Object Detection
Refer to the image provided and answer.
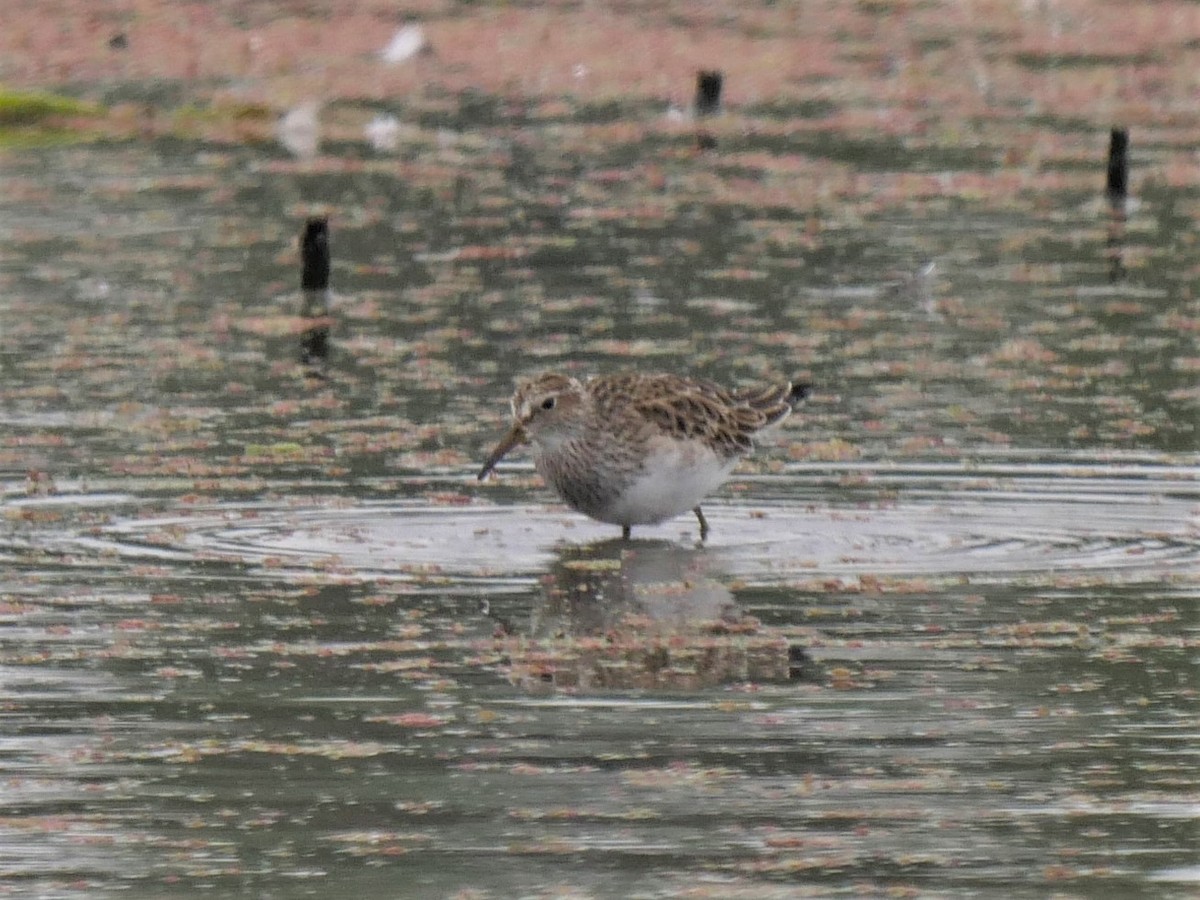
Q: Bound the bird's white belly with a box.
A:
[600,442,737,526]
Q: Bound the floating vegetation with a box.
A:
[0,88,104,146]
[0,88,99,124]
[0,0,1197,895]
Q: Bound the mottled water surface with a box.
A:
[2,87,1198,899]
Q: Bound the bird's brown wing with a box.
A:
[590,373,791,459]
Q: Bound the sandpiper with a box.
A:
[477,371,810,539]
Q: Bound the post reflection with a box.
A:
[1105,201,1126,284]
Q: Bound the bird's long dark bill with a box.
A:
[477,424,527,480]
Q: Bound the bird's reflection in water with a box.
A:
[490,538,820,691]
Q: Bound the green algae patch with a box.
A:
[0,88,105,147]
[0,88,100,125]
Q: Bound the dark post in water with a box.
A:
[694,70,723,151]
[694,70,723,117]
[1105,128,1128,203]
[300,217,331,369]
[1104,129,1129,282]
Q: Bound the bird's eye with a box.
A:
[540,396,556,411]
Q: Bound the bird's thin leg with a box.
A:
[621,524,632,540]
[693,506,709,541]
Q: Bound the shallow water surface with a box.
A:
[1,98,1198,899]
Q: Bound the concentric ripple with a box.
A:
[60,462,1199,584]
